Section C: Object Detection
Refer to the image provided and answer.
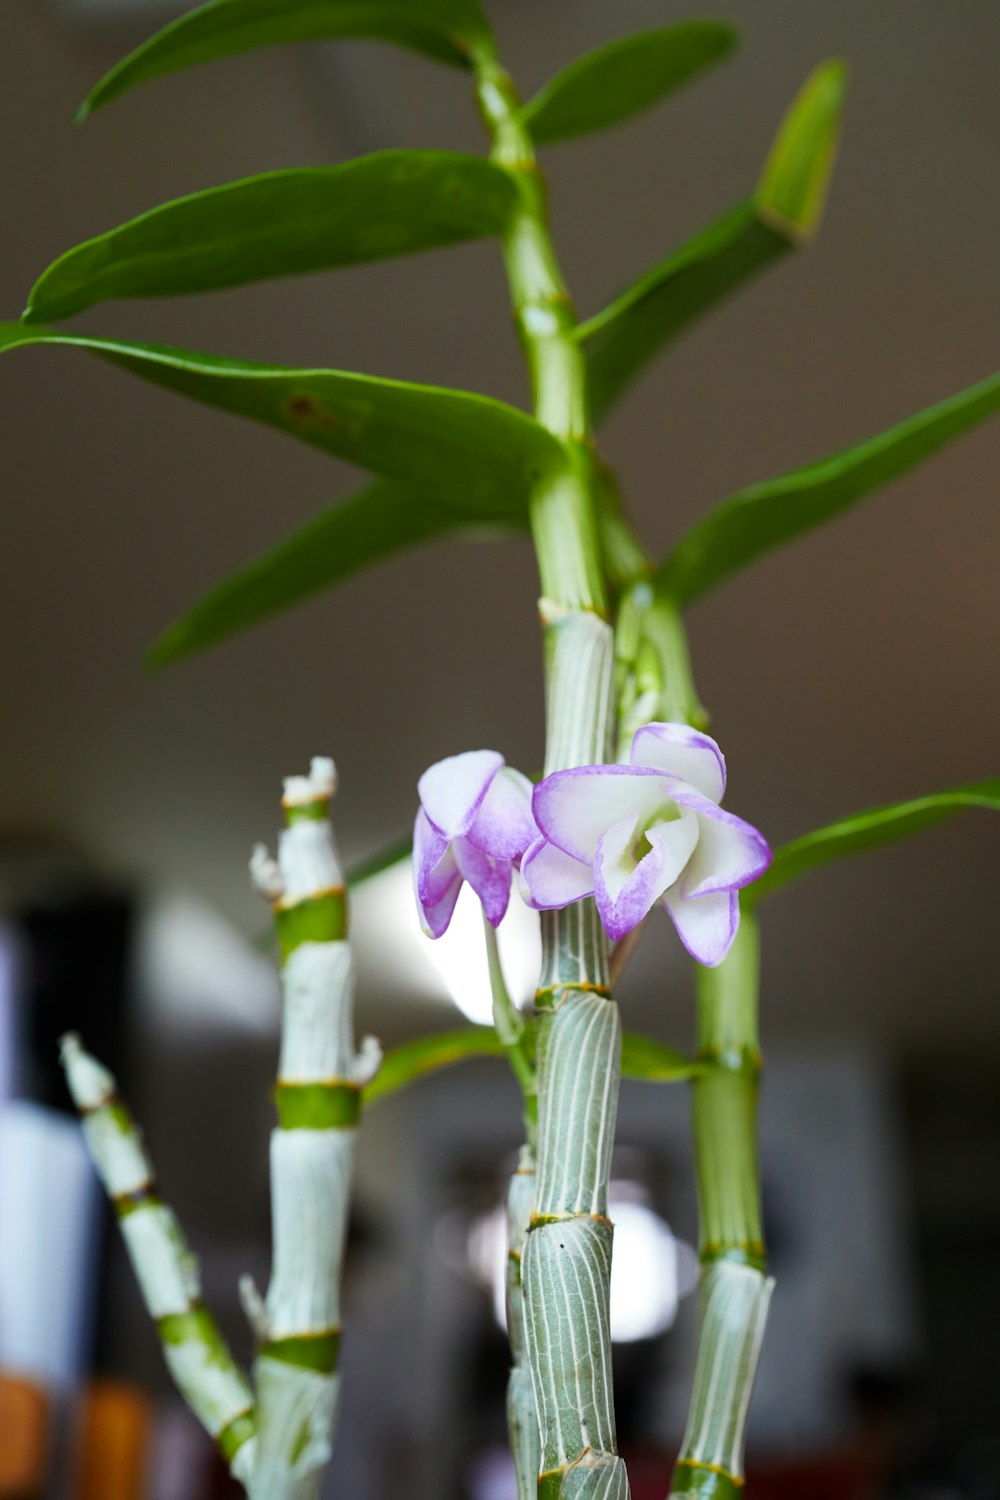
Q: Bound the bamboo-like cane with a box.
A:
[59,1036,257,1485]
[668,912,773,1499]
[247,757,380,1500]
[474,52,629,1500]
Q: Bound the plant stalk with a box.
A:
[248,758,380,1500]
[668,910,773,1499]
[59,1035,257,1485]
[476,57,629,1500]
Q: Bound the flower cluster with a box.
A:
[413,725,770,967]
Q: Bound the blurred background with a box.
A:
[1,0,998,1496]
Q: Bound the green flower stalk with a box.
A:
[475,54,629,1500]
[670,911,772,1498]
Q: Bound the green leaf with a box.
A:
[579,59,847,423]
[149,477,525,666]
[757,59,848,240]
[364,1024,698,1105]
[621,1032,700,1082]
[656,371,1000,606]
[24,154,518,324]
[81,0,496,116]
[364,1027,504,1106]
[520,21,736,146]
[0,324,566,510]
[582,203,789,425]
[753,781,1000,901]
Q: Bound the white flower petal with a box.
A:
[418,749,504,840]
[631,722,726,803]
[520,836,595,910]
[465,766,537,861]
[532,764,669,864]
[663,886,740,968]
[670,785,771,896]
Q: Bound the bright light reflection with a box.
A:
[360,861,541,1026]
[467,1180,698,1342]
[419,881,541,1025]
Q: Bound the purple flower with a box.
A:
[414,750,537,938]
[521,723,771,967]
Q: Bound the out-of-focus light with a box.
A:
[419,882,541,1025]
[467,1180,698,1342]
[0,1102,100,1385]
[137,891,280,1037]
[356,860,541,1026]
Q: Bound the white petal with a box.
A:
[466,767,537,861]
[670,786,771,896]
[520,836,595,910]
[418,749,504,840]
[631,722,726,803]
[532,765,670,864]
[663,886,740,967]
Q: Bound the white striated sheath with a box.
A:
[266,1130,353,1340]
[119,1204,198,1316]
[534,991,621,1218]
[279,942,355,1082]
[542,611,614,774]
[163,1338,259,1440]
[277,821,343,907]
[506,1151,540,1500]
[673,1261,774,1488]
[523,1216,617,1472]
[250,1358,339,1500]
[60,1035,255,1467]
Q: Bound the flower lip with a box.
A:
[593,810,700,942]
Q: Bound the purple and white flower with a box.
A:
[413,750,537,938]
[521,723,771,967]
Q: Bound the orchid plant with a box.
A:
[8,3,999,1499]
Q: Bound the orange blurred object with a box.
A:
[0,1375,49,1498]
[73,1379,152,1500]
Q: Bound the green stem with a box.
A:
[476,57,629,1500]
[669,912,773,1500]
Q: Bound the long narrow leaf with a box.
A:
[620,1032,700,1082]
[582,203,789,425]
[149,479,525,667]
[364,1028,504,1107]
[656,371,1000,606]
[364,1025,698,1105]
[520,21,736,146]
[753,781,1000,901]
[24,154,517,324]
[0,324,566,508]
[580,60,846,423]
[80,0,496,116]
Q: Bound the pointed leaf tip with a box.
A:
[757,57,849,240]
[82,0,495,115]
